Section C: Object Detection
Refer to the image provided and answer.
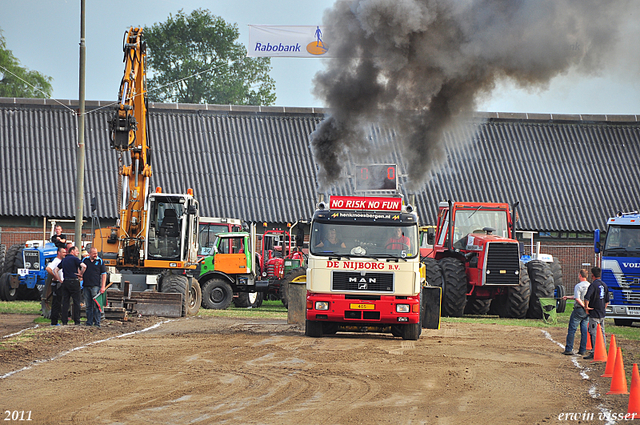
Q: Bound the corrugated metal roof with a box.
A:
[0,98,639,232]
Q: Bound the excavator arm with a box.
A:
[108,27,152,266]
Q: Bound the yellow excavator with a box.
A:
[94,27,202,317]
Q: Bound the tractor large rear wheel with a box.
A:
[526,261,554,319]
[161,274,190,317]
[464,296,492,315]
[0,272,9,301]
[0,244,6,273]
[439,257,467,317]
[499,263,531,319]
[201,278,233,310]
[3,244,22,274]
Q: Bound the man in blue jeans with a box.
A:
[82,247,107,327]
[562,269,590,355]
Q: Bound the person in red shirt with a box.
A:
[386,228,410,250]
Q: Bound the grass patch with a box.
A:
[197,300,287,319]
[0,300,42,315]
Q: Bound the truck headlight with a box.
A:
[315,301,330,311]
[396,304,410,313]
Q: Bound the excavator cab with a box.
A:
[146,194,199,264]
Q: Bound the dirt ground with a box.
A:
[1,314,638,425]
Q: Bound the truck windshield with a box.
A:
[310,222,418,258]
[604,225,640,256]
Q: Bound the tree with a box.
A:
[144,9,276,105]
[0,29,53,98]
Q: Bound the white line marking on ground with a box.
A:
[541,330,614,423]
[2,324,40,339]
[1,319,172,380]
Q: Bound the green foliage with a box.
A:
[144,9,276,105]
[0,30,53,98]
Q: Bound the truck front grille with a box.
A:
[331,271,394,292]
[483,242,520,286]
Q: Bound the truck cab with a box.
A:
[305,194,425,340]
[596,212,640,325]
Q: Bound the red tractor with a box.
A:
[259,223,307,307]
[422,201,554,319]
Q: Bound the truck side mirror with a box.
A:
[594,229,601,254]
[187,205,197,215]
[296,227,304,247]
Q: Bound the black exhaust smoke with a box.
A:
[310,0,634,190]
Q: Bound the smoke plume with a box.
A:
[311,0,634,190]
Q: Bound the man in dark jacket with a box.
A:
[55,246,86,325]
[583,266,609,360]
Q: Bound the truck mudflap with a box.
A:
[422,286,442,330]
[306,293,421,325]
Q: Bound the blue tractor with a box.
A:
[0,243,59,315]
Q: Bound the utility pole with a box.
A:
[75,0,86,249]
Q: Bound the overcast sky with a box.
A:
[1,0,639,115]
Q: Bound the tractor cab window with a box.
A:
[452,209,509,249]
[198,224,231,256]
[147,200,184,260]
[310,222,418,259]
[217,236,246,254]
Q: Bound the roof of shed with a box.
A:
[0,97,638,232]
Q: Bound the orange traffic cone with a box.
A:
[607,347,629,395]
[587,332,592,350]
[592,323,608,362]
[602,335,618,377]
[628,364,640,415]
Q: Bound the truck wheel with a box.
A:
[305,319,323,337]
[322,322,339,334]
[186,277,202,316]
[499,263,531,319]
[401,298,422,340]
[3,244,22,273]
[201,278,233,310]
[555,284,566,314]
[526,260,554,319]
[464,296,491,315]
[161,274,190,317]
[281,267,306,309]
[439,257,467,317]
[402,323,421,340]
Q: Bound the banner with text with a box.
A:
[248,25,331,57]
